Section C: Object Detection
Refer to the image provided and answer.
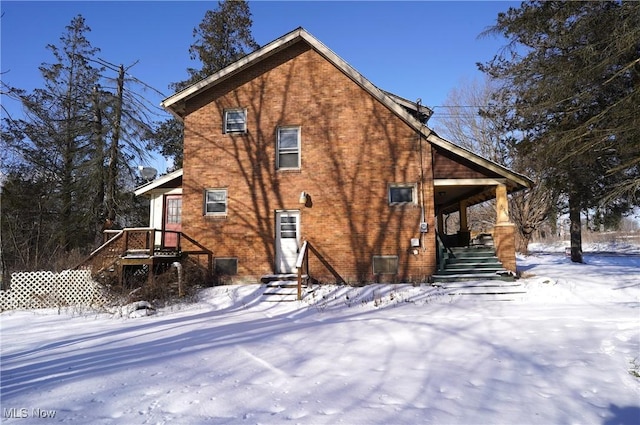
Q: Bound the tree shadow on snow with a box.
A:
[603,404,640,425]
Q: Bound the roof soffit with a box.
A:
[134,169,184,197]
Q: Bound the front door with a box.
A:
[275,211,300,273]
[163,195,182,249]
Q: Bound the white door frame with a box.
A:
[275,210,300,274]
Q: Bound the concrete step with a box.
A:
[450,246,496,253]
[262,287,299,296]
[434,267,508,275]
[437,282,522,289]
[261,281,314,302]
[434,281,526,301]
[444,262,504,269]
[260,274,307,284]
[446,255,500,263]
[432,271,515,282]
[448,252,498,259]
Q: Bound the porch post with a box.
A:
[495,184,510,224]
[459,200,469,231]
[458,200,470,246]
[493,183,516,272]
[437,211,444,234]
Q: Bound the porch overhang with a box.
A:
[434,178,523,215]
[134,169,183,197]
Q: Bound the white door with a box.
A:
[275,211,300,273]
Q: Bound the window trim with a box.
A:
[214,257,238,275]
[372,255,399,275]
[276,126,301,170]
[388,183,418,205]
[204,188,228,216]
[223,108,247,134]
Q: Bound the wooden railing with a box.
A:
[435,231,455,272]
[295,240,345,300]
[76,228,212,278]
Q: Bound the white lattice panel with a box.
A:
[0,270,111,311]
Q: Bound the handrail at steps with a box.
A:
[76,228,175,272]
[295,240,345,300]
[435,231,455,272]
[296,241,309,301]
[180,232,214,279]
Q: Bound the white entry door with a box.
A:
[275,211,300,273]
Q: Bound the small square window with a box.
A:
[389,184,417,205]
[372,256,399,274]
[277,126,300,169]
[224,109,247,134]
[205,189,227,215]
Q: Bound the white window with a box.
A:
[204,189,227,215]
[388,183,417,205]
[224,108,247,134]
[276,126,300,169]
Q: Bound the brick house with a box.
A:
[137,28,531,284]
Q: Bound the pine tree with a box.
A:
[480,1,640,262]
[4,15,102,253]
[148,0,260,169]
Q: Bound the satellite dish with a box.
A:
[138,166,157,182]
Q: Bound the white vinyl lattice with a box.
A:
[0,270,111,311]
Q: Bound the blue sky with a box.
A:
[1,1,517,171]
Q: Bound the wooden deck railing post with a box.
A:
[297,269,302,301]
[296,241,309,301]
[148,229,155,256]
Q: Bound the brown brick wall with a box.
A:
[493,223,517,272]
[433,147,502,180]
[182,42,436,283]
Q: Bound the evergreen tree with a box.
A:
[2,15,154,273]
[480,1,640,262]
[148,0,260,169]
[4,15,102,253]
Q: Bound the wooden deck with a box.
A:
[76,228,212,290]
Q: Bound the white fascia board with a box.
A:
[298,30,432,138]
[434,178,508,186]
[160,27,431,137]
[427,133,533,189]
[161,28,307,113]
[133,169,183,197]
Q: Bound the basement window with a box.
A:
[388,183,417,205]
[372,256,399,274]
[214,258,238,275]
[223,108,247,134]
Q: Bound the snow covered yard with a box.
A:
[1,247,639,424]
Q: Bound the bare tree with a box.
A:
[434,76,554,253]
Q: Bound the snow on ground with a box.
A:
[1,244,639,424]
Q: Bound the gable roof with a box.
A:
[162,27,532,191]
[134,168,183,197]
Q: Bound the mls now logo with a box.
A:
[4,408,57,419]
[4,408,28,418]
[32,408,57,418]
